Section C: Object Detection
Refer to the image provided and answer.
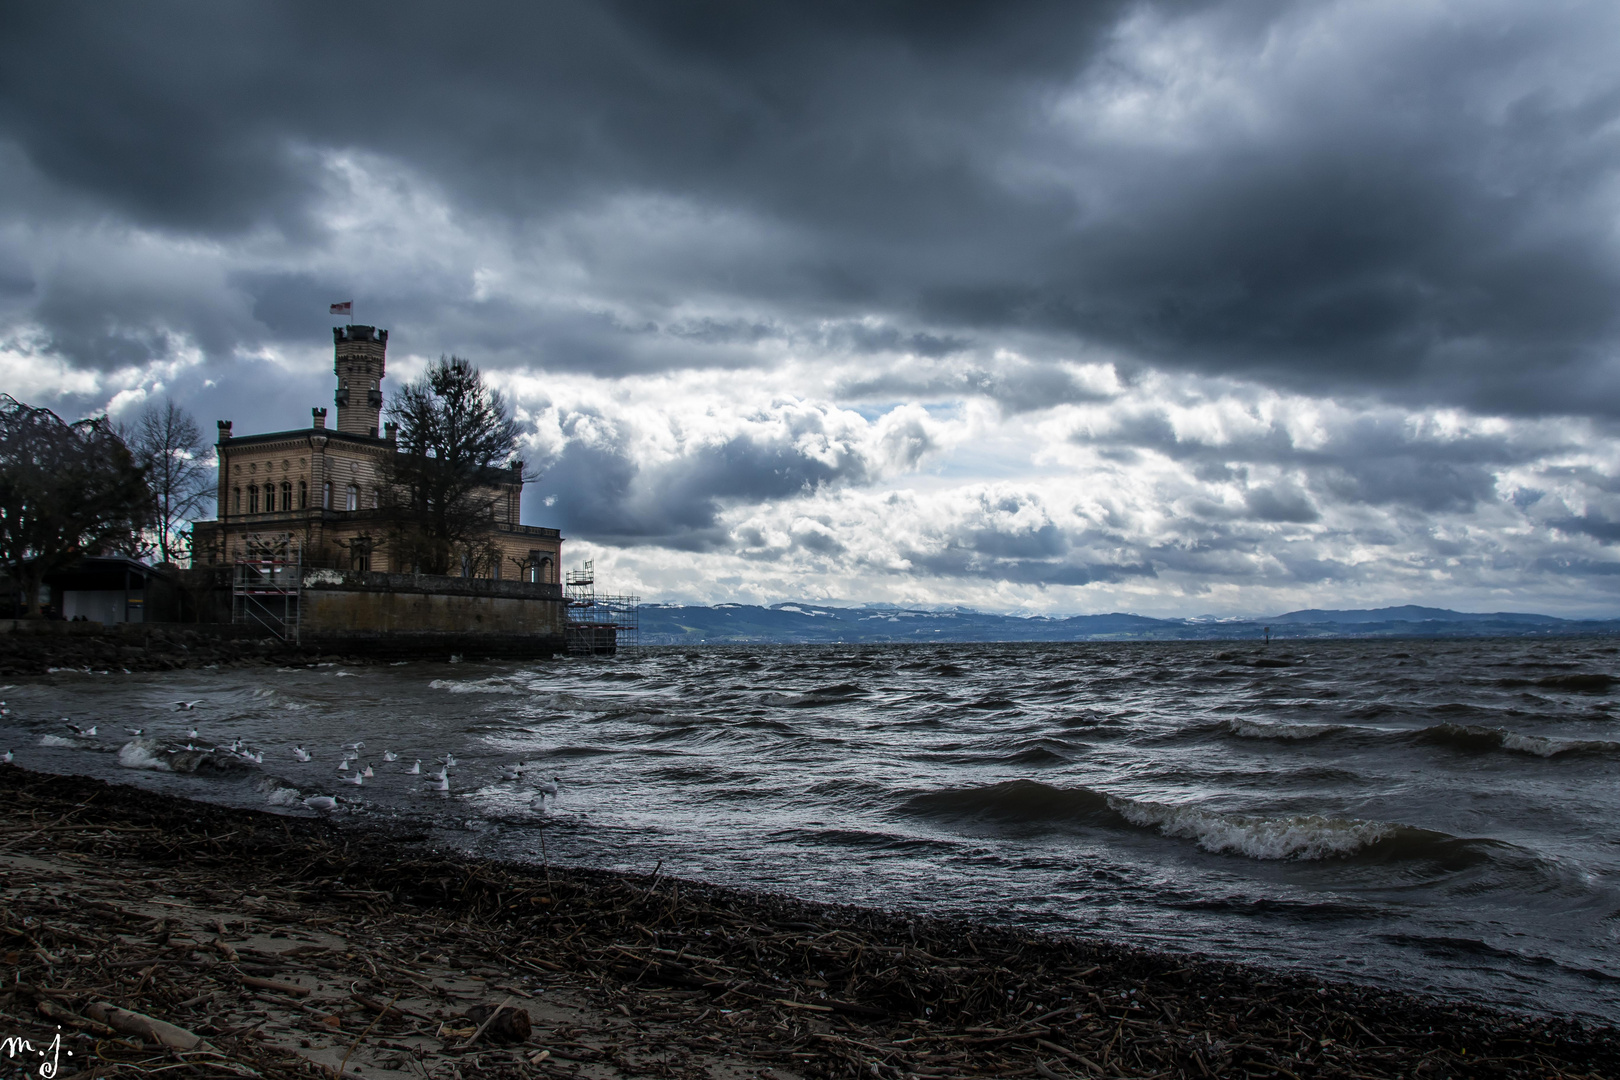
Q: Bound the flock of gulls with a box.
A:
[4,696,562,816]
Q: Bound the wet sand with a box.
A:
[0,765,1614,1080]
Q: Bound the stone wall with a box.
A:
[297,569,566,651]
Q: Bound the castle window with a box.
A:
[233,488,241,514]
[299,480,308,508]
[539,556,554,584]
[281,481,292,511]
[323,481,332,509]
[248,486,259,514]
[346,484,358,512]
[265,484,275,512]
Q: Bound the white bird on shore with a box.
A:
[343,772,364,786]
[430,766,449,783]
[65,721,96,736]
[302,795,337,812]
[407,759,421,774]
[293,746,312,762]
[440,753,457,767]
[2,750,12,764]
[175,701,201,711]
[337,758,354,772]
[188,728,199,739]
[362,764,374,778]
[427,774,450,792]
[382,750,398,762]
[239,749,263,764]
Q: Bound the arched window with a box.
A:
[299,480,308,508]
[248,486,259,514]
[281,481,292,511]
[372,488,380,509]
[322,481,332,509]
[346,484,358,512]
[539,556,554,584]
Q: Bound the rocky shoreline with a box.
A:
[0,624,308,676]
[0,766,1615,1079]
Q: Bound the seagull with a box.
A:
[188,728,200,739]
[382,750,398,762]
[239,749,263,764]
[65,722,97,736]
[342,740,365,751]
[407,759,421,774]
[125,727,145,736]
[293,746,312,762]
[343,772,364,786]
[337,757,354,772]
[361,764,374,778]
[2,750,12,764]
[175,701,201,711]
[531,776,561,810]
[439,753,457,767]
[430,766,449,783]
[426,774,450,792]
[302,795,338,812]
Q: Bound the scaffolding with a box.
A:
[233,533,302,642]
[564,560,639,656]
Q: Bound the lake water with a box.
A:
[5,638,1618,1021]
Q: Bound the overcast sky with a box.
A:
[5,1,1620,616]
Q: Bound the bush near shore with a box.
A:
[0,767,1615,1080]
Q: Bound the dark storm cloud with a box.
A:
[532,408,871,547]
[6,1,1619,416]
[839,356,1113,412]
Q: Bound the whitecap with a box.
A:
[429,678,520,695]
[1501,732,1620,758]
[1109,795,1393,860]
[39,734,81,748]
[117,738,171,771]
[1224,719,1341,740]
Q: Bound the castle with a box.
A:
[190,325,562,583]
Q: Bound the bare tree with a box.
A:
[0,396,155,615]
[384,356,525,575]
[125,400,212,564]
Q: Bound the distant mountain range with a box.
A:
[636,602,1620,645]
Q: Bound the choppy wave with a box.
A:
[1108,796,1395,860]
[1224,719,1345,740]
[1419,723,1620,758]
[118,737,170,771]
[901,780,1446,863]
[429,678,521,694]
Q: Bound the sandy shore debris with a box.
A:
[0,765,1615,1080]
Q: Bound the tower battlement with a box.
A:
[332,324,387,437]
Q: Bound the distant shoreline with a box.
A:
[638,601,1620,645]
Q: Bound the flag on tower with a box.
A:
[330,301,353,316]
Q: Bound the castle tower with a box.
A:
[333,324,387,437]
